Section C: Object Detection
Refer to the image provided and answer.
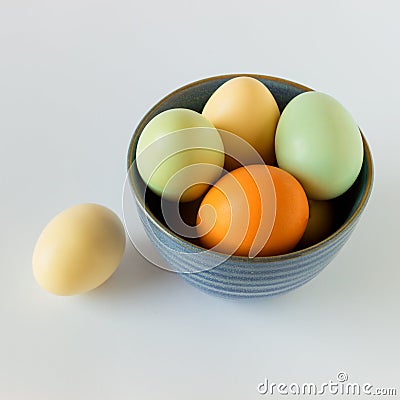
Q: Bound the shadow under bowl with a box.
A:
[127,74,374,299]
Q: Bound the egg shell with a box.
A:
[275,91,364,200]
[32,204,126,295]
[196,165,309,257]
[298,199,335,248]
[202,77,280,169]
[136,108,224,202]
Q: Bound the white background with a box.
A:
[1,1,399,399]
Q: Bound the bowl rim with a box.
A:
[127,73,374,262]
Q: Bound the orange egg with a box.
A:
[196,165,309,257]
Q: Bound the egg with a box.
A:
[196,165,309,257]
[202,77,280,170]
[298,199,335,248]
[32,204,126,295]
[275,91,363,200]
[136,108,224,202]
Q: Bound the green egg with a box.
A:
[136,108,224,202]
[275,92,363,200]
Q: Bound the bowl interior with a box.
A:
[127,74,373,257]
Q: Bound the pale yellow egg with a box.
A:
[32,204,126,295]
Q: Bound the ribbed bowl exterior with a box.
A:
[137,201,358,299]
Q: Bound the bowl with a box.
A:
[127,74,374,299]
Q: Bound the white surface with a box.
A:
[1,1,399,399]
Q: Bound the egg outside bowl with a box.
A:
[127,74,374,299]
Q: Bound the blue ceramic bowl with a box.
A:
[127,74,374,299]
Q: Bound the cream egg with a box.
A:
[32,204,126,295]
[202,76,280,169]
